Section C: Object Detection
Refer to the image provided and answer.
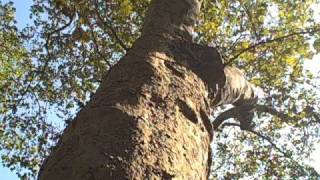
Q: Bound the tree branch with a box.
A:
[225,27,320,66]
[213,66,258,130]
[256,104,291,120]
[88,23,112,68]
[256,104,320,124]
[46,15,74,38]
[221,122,287,154]
[220,122,320,176]
[213,104,320,131]
[212,106,241,130]
[93,1,130,51]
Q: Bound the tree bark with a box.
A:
[38,0,257,179]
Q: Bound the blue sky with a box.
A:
[4,0,33,28]
[0,0,320,180]
[0,164,19,180]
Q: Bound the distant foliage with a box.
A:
[0,0,320,179]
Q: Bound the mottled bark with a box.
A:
[213,67,258,130]
[38,0,258,179]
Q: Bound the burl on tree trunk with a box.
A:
[39,0,257,179]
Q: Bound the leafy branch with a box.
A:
[45,14,74,38]
[220,122,286,155]
[255,104,320,124]
[225,27,320,66]
[213,104,320,130]
[220,122,320,176]
[93,1,130,51]
[88,23,112,68]
[213,102,320,175]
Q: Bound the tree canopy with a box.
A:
[1,0,320,179]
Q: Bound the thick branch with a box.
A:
[213,66,258,130]
[213,104,320,131]
[213,106,255,130]
[216,66,258,106]
[212,66,317,129]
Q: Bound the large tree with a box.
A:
[1,0,320,179]
[38,0,261,179]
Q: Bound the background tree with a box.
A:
[0,1,58,178]
[1,0,320,179]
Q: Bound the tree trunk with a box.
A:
[38,0,257,179]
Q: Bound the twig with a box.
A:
[88,23,112,68]
[221,122,288,157]
[46,15,74,38]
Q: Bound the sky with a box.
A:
[0,0,320,179]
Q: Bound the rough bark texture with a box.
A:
[39,0,257,179]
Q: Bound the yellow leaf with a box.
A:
[241,41,250,49]
[79,17,86,24]
[285,56,297,67]
[119,0,133,17]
